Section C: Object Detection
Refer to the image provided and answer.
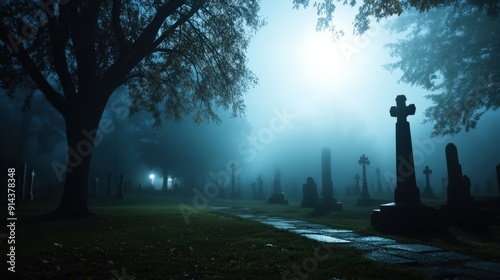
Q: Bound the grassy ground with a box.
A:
[5,194,430,280]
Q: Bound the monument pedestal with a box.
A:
[371,202,444,234]
[315,197,343,211]
[268,193,289,205]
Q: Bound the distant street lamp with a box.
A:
[149,174,155,187]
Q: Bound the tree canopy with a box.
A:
[295,0,499,136]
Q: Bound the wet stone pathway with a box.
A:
[210,206,500,279]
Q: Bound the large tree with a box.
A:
[294,0,499,136]
[0,0,263,218]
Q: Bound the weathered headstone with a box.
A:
[376,167,383,195]
[371,95,441,234]
[115,173,124,199]
[268,168,288,204]
[255,175,265,200]
[354,174,361,195]
[301,177,319,207]
[90,177,98,197]
[106,173,112,195]
[315,147,343,211]
[357,155,387,206]
[422,166,435,199]
[445,143,474,206]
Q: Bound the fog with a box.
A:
[2,1,499,199]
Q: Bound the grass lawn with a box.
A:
[6,193,499,279]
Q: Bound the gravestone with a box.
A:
[90,177,98,197]
[301,177,319,207]
[421,166,436,199]
[376,167,383,195]
[440,143,489,230]
[371,95,441,234]
[354,174,361,195]
[268,168,289,204]
[315,147,343,211]
[106,173,112,195]
[445,143,474,206]
[115,173,124,199]
[358,155,370,199]
[255,175,265,200]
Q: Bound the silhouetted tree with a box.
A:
[0,0,263,218]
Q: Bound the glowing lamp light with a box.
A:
[149,174,155,180]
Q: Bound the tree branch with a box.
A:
[0,21,67,117]
[112,0,129,55]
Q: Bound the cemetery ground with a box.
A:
[7,194,500,279]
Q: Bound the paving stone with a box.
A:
[301,234,352,244]
[414,266,500,280]
[364,251,417,264]
[382,243,443,253]
[340,242,377,251]
[289,229,320,234]
[421,251,478,263]
[344,236,397,245]
[261,221,296,230]
[380,249,451,265]
[464,261,500,274]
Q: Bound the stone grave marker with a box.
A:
[422,166,436,199]
[268,168,289,204]
[301,177,319,208]
[315,147,343,211]
[371,95,441,234]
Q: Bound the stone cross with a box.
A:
[422,166,435,198]
[376,167,383,195]
[354,174,360,195]
[106,173,112,195]
[358,154,370,199]
[390,95,420,205]
[115,173,124,199]
[255,175,265,200]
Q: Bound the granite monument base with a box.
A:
[371,202,444,235]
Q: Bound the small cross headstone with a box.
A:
[115,173,124,199]
[354,174,361,195]
[422,166,435,198]
[376,167,383,195]
[301,177,319,207]
[358,154,370,199]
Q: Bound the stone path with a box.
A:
[210,206,500,279]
